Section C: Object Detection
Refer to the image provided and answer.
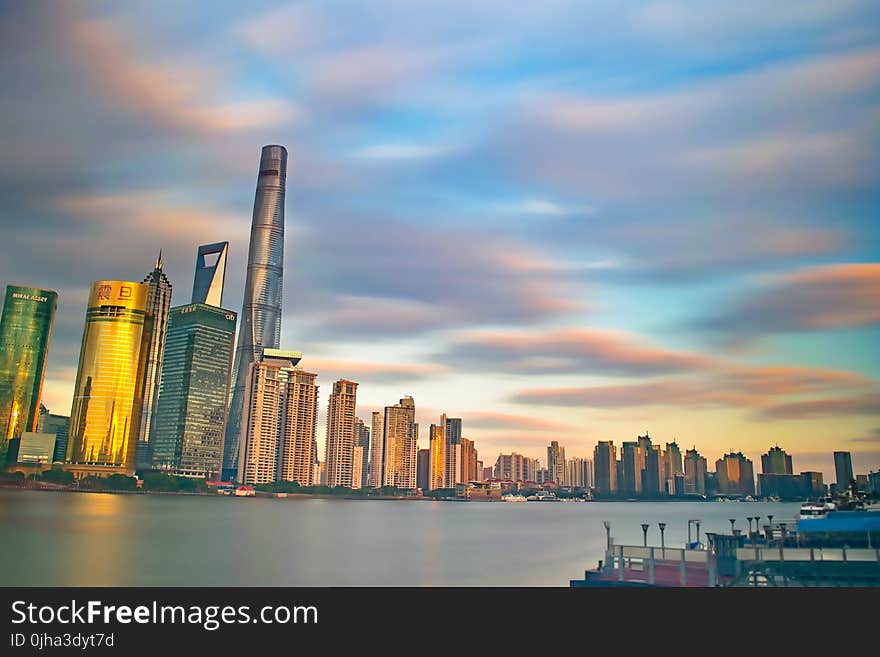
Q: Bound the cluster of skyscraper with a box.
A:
[588,438,854,499]
[489,442,592,488]
[0,145,873,501]
[0,145,363,486]
[0,145,484,493]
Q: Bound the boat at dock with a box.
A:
[527,490,559,501]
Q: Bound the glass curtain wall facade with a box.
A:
[151,303,236,479]
[223,145,287,480]
[0,285,57,462]
[66,281,152,471]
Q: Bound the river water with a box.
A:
[0,490,800,586]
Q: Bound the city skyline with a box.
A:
[1,2,879,482]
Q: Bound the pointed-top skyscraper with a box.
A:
[137,252,172,469]
[192,241,229,307]
[223,145,287,480]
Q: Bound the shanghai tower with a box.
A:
[222,144,287,480]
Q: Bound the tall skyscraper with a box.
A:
[428,423,446,490]
[237,349,306,485]
[593,441,617,494]
[493,452,538,482]
[640,437,661,495]
[620,441,643,495]
[460,437,477,483]
[833,451,854,489]
[369,411,384,488]
[137,254,173,469]
[383,396,417,489]
[277,368,318,487]
[716,452,755,496]
[67,281,153,473]
[224,144,288,480]
[325,380,358,487]
[665,441,683,493]
[150,303,236,479]
[351,445,364,490]
[417,448,430,491]
[761,446,793,475]
[191,242,229,306]
[436,415,464,487]
[684,447,707,496]
[0,285,57,462]
[355,417,370,488]
[566,457,592,489]
[547,441,566,485]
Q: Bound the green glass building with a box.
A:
[151,303,236,479]
[0,285,57,462]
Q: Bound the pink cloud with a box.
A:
[701,263,880,338]
[301,357,449,384]
[70,18,296,134]
[447,327,711,375]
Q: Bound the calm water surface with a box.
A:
[0,491,800,586]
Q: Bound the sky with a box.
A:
[1,1,878,481]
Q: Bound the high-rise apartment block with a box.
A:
[369,411,384,488]
[325,380,358,487]
[684,447,707,496]
[593,441,617,494]
[715,452,755,497]
[567,457,592,488]
[428,423,446,490]
[237,350,317,486]
[547,441,566,485]
[761,446,793,475]
[355,417,370,488]
[382,396,418,489]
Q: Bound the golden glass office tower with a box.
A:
[67,281,153,472]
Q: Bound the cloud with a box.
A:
[851,428,880,444]
[464,411,575,433]
[289,211,580,339]
[441,327,710,376]
[508,361,875,412]
[69,18,297,135]
[469,46,879,281]
[495,198,595,217]
[354,142,459,161]
[718,365,869,395]
[697,263,880,340]
[301,357,449,384]
[512,380,758,409]
[760,393,880,419]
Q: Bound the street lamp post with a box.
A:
[659,522,666,558]
[641,523,649,547]
[729,518,736,534]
